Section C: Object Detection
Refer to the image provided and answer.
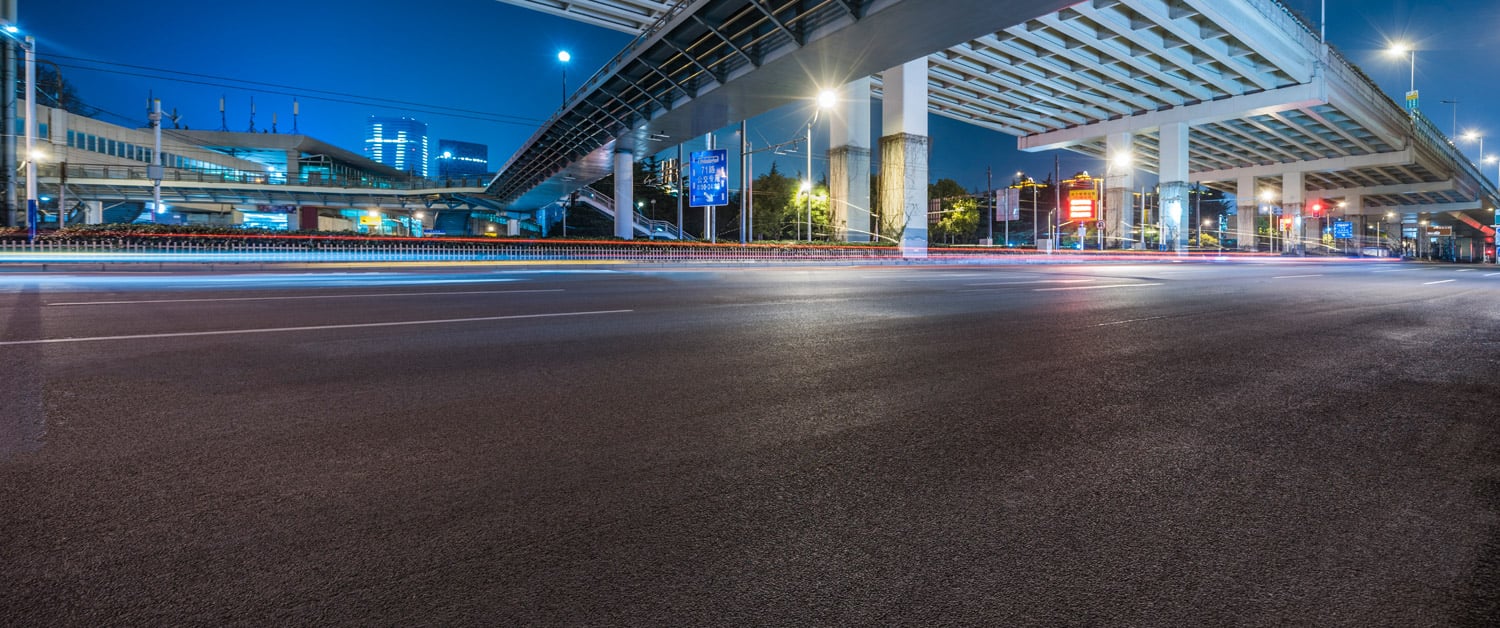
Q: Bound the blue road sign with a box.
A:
[689,149,728,207]
[1333,220,1354,239]
[26,199,38,241]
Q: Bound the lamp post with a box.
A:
[1463,131,1485,166]
[1387,42,1417,113]
[557,50,571,109]
[802,89,837,243]
[1260,189,1276,252]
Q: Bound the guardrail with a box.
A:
[36,163,492,192]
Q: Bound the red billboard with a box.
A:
[1063,174,1098,221]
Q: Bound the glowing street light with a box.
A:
[1462,130,1485,165]
[803,89,837,242]
[557,50,572,109]
[1386,42,1417,112]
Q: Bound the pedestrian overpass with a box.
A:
[489,0,1500,255]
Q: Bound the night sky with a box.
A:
[25,0,1500,192]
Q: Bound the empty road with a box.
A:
[2,260,1497,625]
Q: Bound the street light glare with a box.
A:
[1111,153,1132,169]
[1462,131,1481,142]
[557,50,571,63]
[1386,42,1411,55]
[3,25,16,34]
[816,89,837,109]
[1260,190,1275,202]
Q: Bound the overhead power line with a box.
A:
[46,53,551,128]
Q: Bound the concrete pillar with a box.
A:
[829,77,871,242]
[1157,122,1190,251]
[1105,132,1134,248]
[84,200,103,225]
[1282,171,1304,254]
[1236,175,1258,251]
[613,148,634,240]
[878,59,928,258]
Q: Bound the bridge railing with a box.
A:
[36,163,491,192]
[1410,112,1500,204]
[0,236,910,263]
[574,187,690,240]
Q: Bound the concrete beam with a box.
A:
[1190,148,1413,183]
[1017,82,1325,153]
[1380,201,1481,213]
[1313,180,1456,200]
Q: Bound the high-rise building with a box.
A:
[435,139,489,179]
[364,116,428,177]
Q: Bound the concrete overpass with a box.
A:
[490,0,1500,256]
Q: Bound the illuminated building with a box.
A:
[365,116,429,178]
[435,139,489,179]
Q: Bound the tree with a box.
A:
[751,162,796,240]
[933,197,979,243]
[22,63,98,117]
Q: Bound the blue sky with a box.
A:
[25,0,1500,191]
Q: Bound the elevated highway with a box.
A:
[492,0,1499,255]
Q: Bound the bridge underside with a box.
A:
[495,0,1498,249]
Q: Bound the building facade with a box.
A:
[364,116,429,178]
[435,139,489,180]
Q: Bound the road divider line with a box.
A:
[966,279,1096,286]
[1372,269,1417,273]
[1272,274,1323,279]
[1034,283,1162,292]
[1095,315,1169,327]
[0,309,632,346]
[1423,279,1456,285]
[47,289,565,306]
[1456,269,1476,272]
[1485,272,1500,277]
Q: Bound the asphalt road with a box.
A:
[2,260,1497,626]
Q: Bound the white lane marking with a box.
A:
[1456,269,1476,272]
[1272,274,1323,279]
[0,309,631,346]
[1485,272,1500,277]
[1095,316,1169,327]
[965,279,1096,286]
[1423,279,1456,285]
[47,289,564,307]
[1371,269,1418,273]
[1034,283,1163,292]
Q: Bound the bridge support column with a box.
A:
[1104,132,1134,249]
[613,149,634,240]
[1282,171,1305,254]
[830,77,871,242]
[1157,122,1190,251]
[1236,175,1258,251]
[878,60,928,258]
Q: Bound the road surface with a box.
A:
[2,260,1497,625]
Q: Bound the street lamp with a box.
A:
[557,50,571,109]
[803,89,837,242]
[1106,152,1132,249]
[1260,189,1276,252]
[1386,42,1417,112]
[1463,131,1485,165]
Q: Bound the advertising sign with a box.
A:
[1333,220,1354,239]
[996,188,1020,221]
[1063,175,1098,221]
[689,149,728,207]
[358,214,382,226]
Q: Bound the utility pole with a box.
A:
[986,166,993,245]
[740,120,748,244]
[2,0,16,228]
[676,143,683,240]
[149,99,163,223]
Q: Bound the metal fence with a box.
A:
[0,236,917,264]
